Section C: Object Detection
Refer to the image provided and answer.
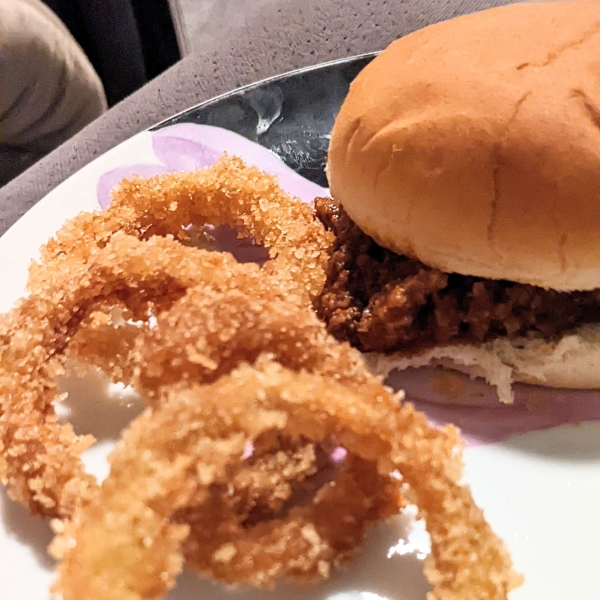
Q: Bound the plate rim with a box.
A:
[150,51,378,131]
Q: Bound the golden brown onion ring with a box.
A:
[53,360,517,600]
[0,234,282,518]
[52,361,404,599]
[33,156,333,304]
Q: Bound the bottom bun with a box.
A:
[364,324,600,405]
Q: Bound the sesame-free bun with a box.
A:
[327,1,600,291]
[365,324,600,404]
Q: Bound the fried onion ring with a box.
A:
[0,229,401,518]
[0,234,288,517]
[32,156,333,304]
[0,156,333,518]
[52,360,517,600]
[71,280,375,404]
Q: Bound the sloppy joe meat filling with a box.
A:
[313,197,600,354]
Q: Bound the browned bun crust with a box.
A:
[328,1,600,291]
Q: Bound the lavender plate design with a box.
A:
[387,367,600,446]
[97,123,329,210]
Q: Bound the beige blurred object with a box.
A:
[0,0,107,186]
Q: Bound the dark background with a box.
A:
[43,0,181,106]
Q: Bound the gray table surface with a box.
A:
[0,0,512,236]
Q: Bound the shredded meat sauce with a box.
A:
[313,197,600,354]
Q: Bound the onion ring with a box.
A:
[72,280,375,404]
[0,229,403,518]
[32,156,333,304]
[0,234,287,518]
[0,156,333,518]
[52,360,517,600]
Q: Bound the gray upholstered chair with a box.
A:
[0,0,513,235]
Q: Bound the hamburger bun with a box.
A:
[327,1,600,292]
[365,324,600,404]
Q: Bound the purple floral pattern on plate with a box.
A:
[97,123,328,209]
[388,367,600,446]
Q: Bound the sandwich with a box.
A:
[315,0,600,403]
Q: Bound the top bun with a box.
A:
[327,1,600,291]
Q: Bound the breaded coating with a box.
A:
[52,362,403,599]
[34,156,333,304]
[53,359,517,600]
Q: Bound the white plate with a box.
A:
[1,122,599,600]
